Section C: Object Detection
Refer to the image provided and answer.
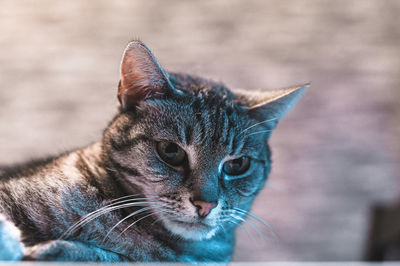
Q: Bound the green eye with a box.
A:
[156,141,186,167]
[223,156,251,176]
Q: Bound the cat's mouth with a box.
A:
[171,219,210,228]
[163,217,217,240]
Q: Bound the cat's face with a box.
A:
[103,41,307,240]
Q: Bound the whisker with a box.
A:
[151,218,163,226]
[237,117,277,137]
[109,193,158,203]
[61,198,154,239]
[102,204,166,243]
[149,209,180,226]
[100,197,157,214]
[150,216,165,226]
[119,212,155,236]
[233,208,278,241]
[230,213,266,244]
[119,209,173,237]
[218,223,227,235]
[60,200,161,239]
[62,197,157,236]
[227,215,256,243]
[243,129,272,138]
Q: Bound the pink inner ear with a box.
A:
[118,42,167,109]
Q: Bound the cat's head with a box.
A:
[103,41,307,240]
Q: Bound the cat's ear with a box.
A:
[118,41,182,111]
[235,84,309,128]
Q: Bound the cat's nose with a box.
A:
[190,198,217,217]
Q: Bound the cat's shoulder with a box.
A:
[0,154,63,181]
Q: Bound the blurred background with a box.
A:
[1,0,399,261]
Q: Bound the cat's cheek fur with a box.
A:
[0,214,24,261]
[162,218,218,241]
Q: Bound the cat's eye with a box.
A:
[156,141,186,167]
[223,156,251,176]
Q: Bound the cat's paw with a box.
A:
[24,240,76,261]
[24,240,124,261]
[0,213,24,261]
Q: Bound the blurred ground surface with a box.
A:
[0,0,399,261]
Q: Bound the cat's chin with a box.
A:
[163,219,218,241]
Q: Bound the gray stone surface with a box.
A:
[0,0,399,261]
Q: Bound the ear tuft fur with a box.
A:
[234,83,309,128]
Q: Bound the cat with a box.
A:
[0,40,307,262]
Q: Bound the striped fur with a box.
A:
[0,42,306,262]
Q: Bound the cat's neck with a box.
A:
[169,230,234,262]
[75,142,123,200]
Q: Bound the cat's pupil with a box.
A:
[156,141,186,166]
[232,158,243,168]
[165,143,178,157]
[223,156,250,176]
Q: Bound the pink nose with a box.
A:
[192,200,217,217]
